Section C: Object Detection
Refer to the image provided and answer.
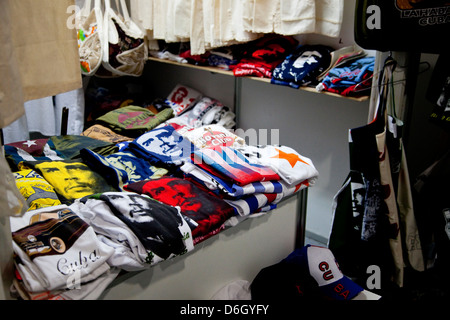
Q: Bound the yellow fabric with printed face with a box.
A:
[14,169,61,211]
[34,161,115,203]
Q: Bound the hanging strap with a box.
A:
[80,0,92,19]
[370,56,396,130]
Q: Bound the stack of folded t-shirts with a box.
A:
[124,176,236,245]
[175,96,236,129]
[181,144,318,223]
[271,44,333,89]
[10,205,119,300]
[163,84,236,129]
[175,125,319,224]
[71,191,195,270]
[95,105,175,138]
[230,34,298,78]
[180,124,246,150]
[79,148,168,190]
[207,47,239,70]
[316,56,375,97]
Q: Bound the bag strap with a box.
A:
[120,0,131,23]
[94,0,102,11]
[80,0,92,19]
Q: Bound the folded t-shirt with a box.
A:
[192,146,281,186]
[91,192,194,261]
[10,205,114,292]
[13,169,61,211]
[182,124,246,150]
[27,159,117,204]
[272,44,333,88]
[127,125,198,167]
[80,149,168,190]
[235,145,319,187]
[96,105,174,137]
[165,84,203,116]
[124,176,235,244]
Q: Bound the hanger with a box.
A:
[352,57,430,94]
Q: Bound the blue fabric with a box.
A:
[128,126,198,167]
[272,45,332,88]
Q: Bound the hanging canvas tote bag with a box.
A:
[329,57,398,290]
[76,0,104,76]
[101,0,147,77]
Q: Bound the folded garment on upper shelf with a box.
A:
[124,176,235,244]
[207,48,239,70]
[271,44,333,89]
[316,56,375,97]
[10,205,115,294]
[230,34,298,78]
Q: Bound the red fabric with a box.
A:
[124,177,235,243]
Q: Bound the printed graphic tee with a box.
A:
[124,177,235,243]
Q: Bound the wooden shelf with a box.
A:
[148,57,369,102]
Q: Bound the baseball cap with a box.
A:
[250,259,324,301]
[283,245,364,300]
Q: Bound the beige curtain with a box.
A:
[0,0,82,129]
[130,0,344,55]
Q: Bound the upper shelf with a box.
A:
[148,57,369,102]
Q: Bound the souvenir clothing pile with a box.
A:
[5,83,319,300]
[181,143,318,221]
[316,56,375,97]
[271,44,333,89]
[229,35,298,78]
[149,38,374,99]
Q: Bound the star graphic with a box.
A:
[23,140,37,148]
[271,148,309,168]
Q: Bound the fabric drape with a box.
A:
[0,0,82,129]
[129,0,344,55]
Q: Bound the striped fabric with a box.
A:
[192,146,280,186]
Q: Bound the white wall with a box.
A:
[238,80,369,240]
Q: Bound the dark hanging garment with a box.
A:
[413,150,450,279]
[329,58,402,293]
[354,0,450,54]
[427,53,450,130]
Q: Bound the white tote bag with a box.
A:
[101,0,147,77]
[76,0,103,76]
